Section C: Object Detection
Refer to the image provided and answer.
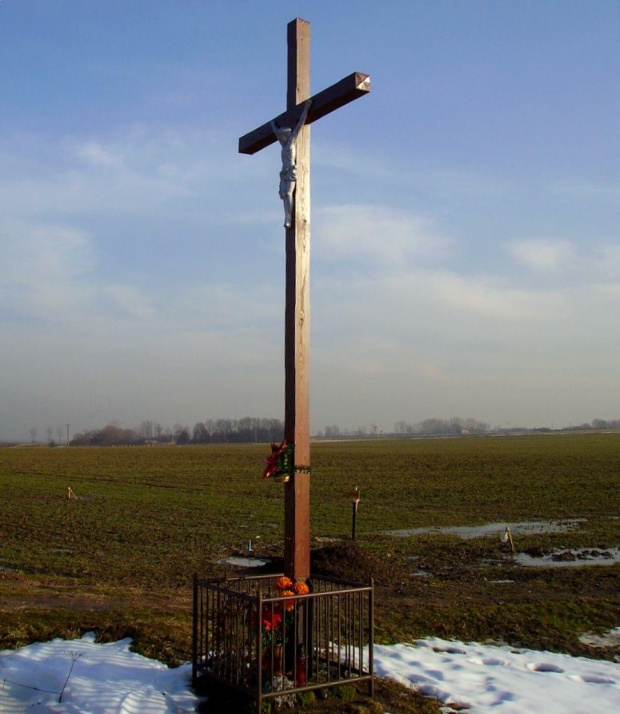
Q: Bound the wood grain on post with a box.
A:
[238,18,370,582]
[284,18,311,581]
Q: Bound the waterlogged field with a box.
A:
[1,433,619,677]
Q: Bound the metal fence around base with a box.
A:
[192,573,374,712]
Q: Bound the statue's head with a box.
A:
[275,126,292,145]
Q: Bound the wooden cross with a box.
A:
[239,18,370,581]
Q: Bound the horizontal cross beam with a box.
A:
[238,72,370,155]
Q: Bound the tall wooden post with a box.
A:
[239,19,370,582]
[284,19,311,580]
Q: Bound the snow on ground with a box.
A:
[1,632,619,713]
[0,633,199,713]
[375,637,620,714]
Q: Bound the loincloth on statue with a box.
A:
[280,167,297,183]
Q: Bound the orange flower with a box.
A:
[280,589,296,611]
[274,576,293,591]
[293,580,309,595]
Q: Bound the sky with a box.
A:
[1,0,619,441]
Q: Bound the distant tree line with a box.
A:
[317,418,490,439]
[70,418,284,446]
[72,424,139,446]
[190,418,284,444]
[29,416,620,447]
[316,417,620,439]
[318,424,379,438]
[568,419,620,431]
[393,417,490,436]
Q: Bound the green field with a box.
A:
[1,434,619,709]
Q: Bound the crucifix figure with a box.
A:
[239,18,370,581]
[272,99,312,227]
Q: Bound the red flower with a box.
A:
[262,607,282,632]
[263,440,288,479]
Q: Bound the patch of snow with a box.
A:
[374,638,620,713]
[0,632,201,713]
[3,633,620,713]
[580,627,620,650]
[217,556,270,567]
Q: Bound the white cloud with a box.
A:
[0,220,95,282]
[315,268,565,333]
[0,127,243,224]
[506,238,576,273]
[0,220,97,321]
[314,204,450,267]
[105,285,157,321]
[74,140,126,169]
[1,120,619,439]
[593,245,620,279]
[422,271,566,321]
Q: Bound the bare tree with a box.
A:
[138,420,155,440]
[173,425,191,444]
[193,422,209,443]
[29,427,38,443]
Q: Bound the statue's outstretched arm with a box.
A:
[292,99,312,139]
[271,119,283,140]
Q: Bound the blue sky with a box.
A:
[1,0,618,440]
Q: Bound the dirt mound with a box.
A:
[311,541,398,585]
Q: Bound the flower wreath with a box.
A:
[263,440,294,483]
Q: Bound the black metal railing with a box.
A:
[193,573,374,711]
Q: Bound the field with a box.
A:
[1,433,619,710]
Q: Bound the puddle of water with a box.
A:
[514,548,620,568]
[0,566,17,573]
[383,519,586,539]
[217,557,270,568]
[314,537,343,543]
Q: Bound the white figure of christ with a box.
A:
[271,99,312,228]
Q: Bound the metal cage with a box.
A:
[192,573,374,711]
